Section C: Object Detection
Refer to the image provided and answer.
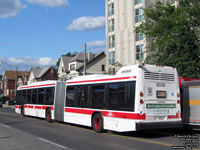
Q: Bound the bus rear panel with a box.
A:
[135,65,182,130]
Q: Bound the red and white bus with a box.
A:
[15,64,182,132]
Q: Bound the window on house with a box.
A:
[108,3,114,16]
[108,19,114,32]
[108,67,115,75]
[102,65,105,72]
[109,51,115,65]
[135,7,143,23]
[136,44,144,60]
[109,35,115,48]
[167,0,175,4]
[135,0,142,5]
[136,30,143,41]
[70,64,75,70]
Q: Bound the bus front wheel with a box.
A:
[21,105,26,117]
[46,108,52,122]
[92,113,104,133]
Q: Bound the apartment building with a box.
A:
[105,0,176,73]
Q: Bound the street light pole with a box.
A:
[83,43,87,76]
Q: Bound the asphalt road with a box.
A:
[0,107,199,150]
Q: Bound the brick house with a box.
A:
[2,70,29,100]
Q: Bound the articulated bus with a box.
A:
[15,64,182,132]
[182,80,200,129]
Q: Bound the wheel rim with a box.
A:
[94,117,101,130]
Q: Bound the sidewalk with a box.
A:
[2,104,15,109]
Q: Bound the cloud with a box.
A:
[9,57,24,64]
[0,56,56,74]
[38,57,55,66]
[26,0,69,7]
[87,40,106,47]
[67,16,105,31]
[0,0,26,18]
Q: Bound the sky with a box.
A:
[0,0,106,74]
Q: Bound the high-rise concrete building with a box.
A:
[105,0,176,73]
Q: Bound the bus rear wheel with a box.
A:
[92,113,104,133]
[46,108,52,122]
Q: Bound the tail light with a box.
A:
[140,99,144,104]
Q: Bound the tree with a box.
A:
[137,0,200,78]
[56,52,76,67]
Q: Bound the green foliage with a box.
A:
[137,0,200,78]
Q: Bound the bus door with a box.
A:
[54,81,66,122]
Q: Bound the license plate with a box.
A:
[156,91,166,98]
[153,109,169,114]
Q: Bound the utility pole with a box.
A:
[83,43,87,75]
[15,67,17,97]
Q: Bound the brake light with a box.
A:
[177,100,180,104]
[140,99,144,104]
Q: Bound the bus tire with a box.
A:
[21,105,26,117]
[46,108,52,123]
[92,113,104,133]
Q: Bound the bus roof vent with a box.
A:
[144,72,175,81]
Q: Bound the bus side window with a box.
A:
[125,82,135,111]
[76,86,89,108]
[21,90,27,105]
[108,82,126,110]
[27,90,32,104]
[90,84,105,109]
[38,88,45,104]
[66,86,75,107]
[45,87,54,105]
[16,91,21,105]
[32,89,38,104]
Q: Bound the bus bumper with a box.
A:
[136,121,183,130]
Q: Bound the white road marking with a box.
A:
[38,137,67,149]
[0,123,10,128]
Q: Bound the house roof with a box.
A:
[31,67,43,78]
[61,53,94,72]
[68,53,94,63]
[77,51,105,71]
[61,56,73,71]
[31,66,56,79]
[3,70,30,80]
